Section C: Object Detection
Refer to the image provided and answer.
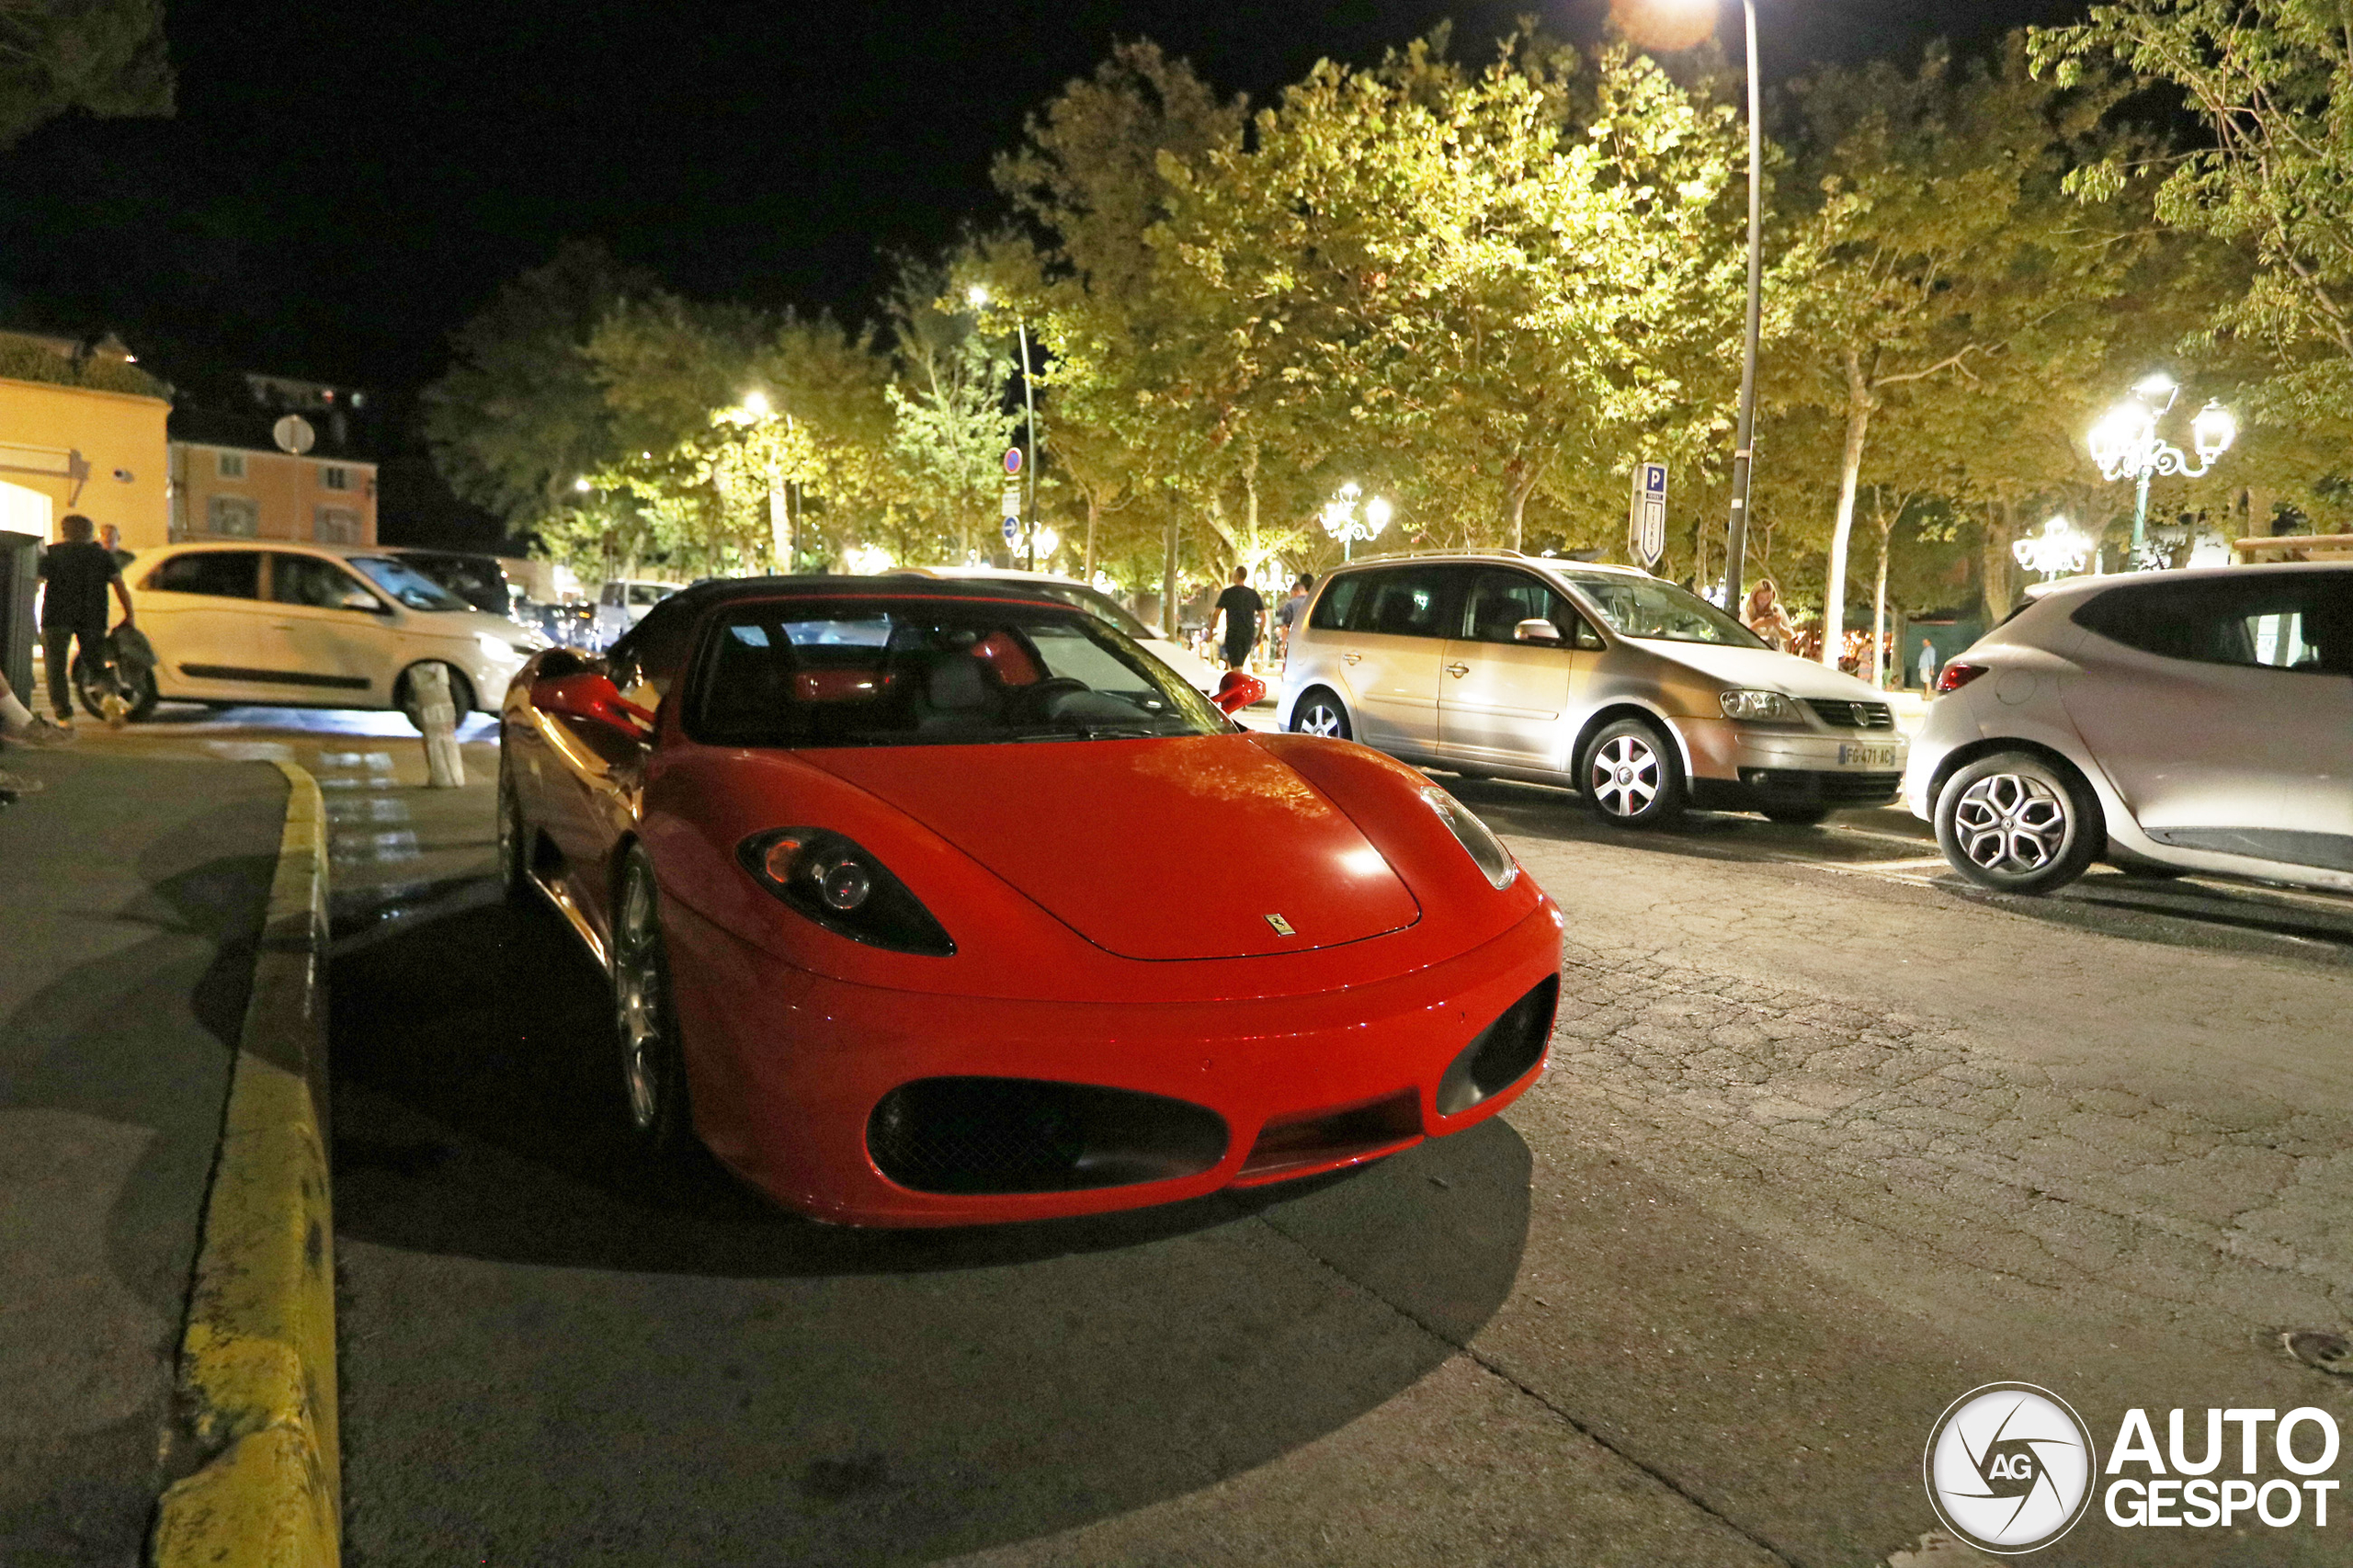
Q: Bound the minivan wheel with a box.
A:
[1935,751,2103,895]
[1582,718,1685,827]
[1291,689,1351,741]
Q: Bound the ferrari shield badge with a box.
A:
[1264,914,1297,937]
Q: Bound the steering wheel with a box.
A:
[1008,676,1091,723]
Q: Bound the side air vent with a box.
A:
[868,1077,1227,1195]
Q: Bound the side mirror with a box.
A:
[530,670,654,736]
[1212,670,1267,715]
[339,589,387,614]
[1513,618,1563,643]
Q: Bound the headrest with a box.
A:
[927,654,993,711]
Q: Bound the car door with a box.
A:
[2063,570,2353,870]
[260,551,398,706]
[1336,564,1467,756]
[132,550,268,702]
[1438,568,1605,771]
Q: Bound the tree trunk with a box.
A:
[1161,513,1179,638]
[1821,351,1872,668]
[1871,507,1893,690]
[1981,500,2019,622]
[1084,490,1099,580]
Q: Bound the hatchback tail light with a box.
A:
[1936,663,1988,695]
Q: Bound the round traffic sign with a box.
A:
[1004,447,1022,475]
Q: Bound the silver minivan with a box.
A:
[1279,553,1909,825]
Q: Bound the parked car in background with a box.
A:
[1279,553,1908,826]
[593,578,685,650]
[1905,562,2353,894]
[890,565,1225,697]
[392,548,530,619]
[101,540,546,726]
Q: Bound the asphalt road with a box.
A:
[73,706,2353,1565]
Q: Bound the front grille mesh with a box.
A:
[1805,699,1895,730]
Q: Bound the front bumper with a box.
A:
[1680,717,1908,811]
[662,896,1564,1226]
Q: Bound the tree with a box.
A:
[0,0,171,148]
[1773,41,2134,663]
[2036,1,2353,425]
[883,255,1017,563]
[424,242,656,537]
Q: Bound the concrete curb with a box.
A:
[150,759,339,1568]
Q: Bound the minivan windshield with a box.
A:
[689,597,1227,748]
[1561,573,1765,648]
[348,556,472,611]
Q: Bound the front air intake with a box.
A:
[867,1077,1228,1195]
[1436,976,1559,1117]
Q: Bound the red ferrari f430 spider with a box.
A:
[498,578,1563,1225]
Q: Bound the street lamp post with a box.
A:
[1724,0,1762,612]
[1319,483,1392,562]
[736,391,795,574]
[969,286,1041,570]
[2086,373,2235,568]
[2011,515,2091,582]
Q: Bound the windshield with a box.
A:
[1561,573,1765,648]
[689,597,1228,748]
[349,556,472,611]
[1018,581,1157,641]
[628,583,676,608]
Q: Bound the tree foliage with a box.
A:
[0,0,171,148]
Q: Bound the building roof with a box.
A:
[167,368,383,462]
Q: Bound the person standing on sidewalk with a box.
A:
[1207,567,1265,673]
[1272,574,1311,665]
[37,514,134,729]
[1915,636,1939,694]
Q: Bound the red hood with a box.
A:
[804,734,1420,960]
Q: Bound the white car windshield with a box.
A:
[1018,582,1156,641]
[1562,573,1765,648]
[349,556,472,611]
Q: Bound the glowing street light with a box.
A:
[845,543,894,575]
[732,392,794,571]
[739,390,771,419]
[1319,483,1392,562]
[2012,515,2091,581]
[2086,374,2235,566]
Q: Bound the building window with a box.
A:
[217,450,246,480]
[207,495,260,537]
[321,465,350,492]
[314,506,360,546]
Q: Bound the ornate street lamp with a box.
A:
[1319,483,1392,562]
[2011,515,2090,582]
[2086,373,2235,566]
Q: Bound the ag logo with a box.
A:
[1923,1383,2097,1553]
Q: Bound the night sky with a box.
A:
[0,0,2086,407]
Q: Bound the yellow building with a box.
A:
[168,373,379,547]
[0,332,172,549]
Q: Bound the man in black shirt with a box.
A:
[37,514,135,726]
[1209,567,1265,672]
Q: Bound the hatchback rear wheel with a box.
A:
[1935,751,2102,895]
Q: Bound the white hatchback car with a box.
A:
[111,541,547,725]
[1905,562,2352,894]
[1279,553,1908,824]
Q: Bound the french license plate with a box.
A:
[1839,743,1898,769]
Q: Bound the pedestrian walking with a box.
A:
[1272,573,1312,663]
[1916,636,1939,693]
[37,514,135,729]
[1208,567,1266,673]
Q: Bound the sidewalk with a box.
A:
[0,748,288,1564]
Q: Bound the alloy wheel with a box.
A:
[1588,734,1661,818]
[1294,698,1347,739]
[1950,771,2070,874]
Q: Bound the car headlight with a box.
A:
[1421,787,1518,891]
[736,828,956,956]
[475,631,530,663]
[1720,688,1799,722]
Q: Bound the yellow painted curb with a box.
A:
[152,759,339,1568]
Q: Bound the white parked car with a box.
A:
[1280,553,1907,824]
[1904,562,2352,893]
[592,578,685,650]
[889,565,1226,697]
[106,541,547,726]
